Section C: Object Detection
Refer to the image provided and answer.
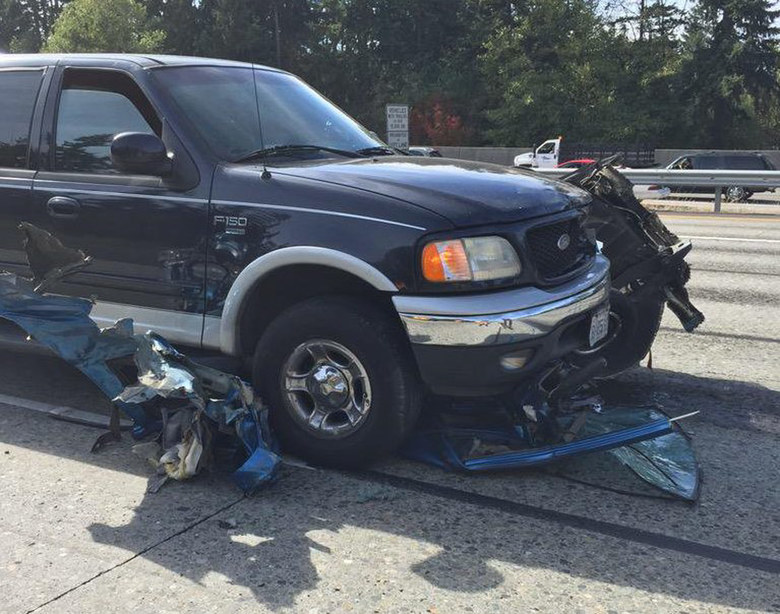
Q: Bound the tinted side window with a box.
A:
[55,70,160,174]
[723,155,766,170]
[0,70,44,169]
[692,156,717,169]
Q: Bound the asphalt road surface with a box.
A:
[0,213,778,613]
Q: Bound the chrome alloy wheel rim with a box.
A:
[726,186,747,202]
[282,339,373,439]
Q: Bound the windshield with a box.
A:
[152,66,385,162]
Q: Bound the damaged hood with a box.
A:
[266,157,592,227]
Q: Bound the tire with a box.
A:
[725,186,751,203]
[252,295,422,467]
[589,289,664,376]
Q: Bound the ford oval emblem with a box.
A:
[557,233,571,251]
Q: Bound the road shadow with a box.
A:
[597,365,780,435]
[0,363,778,610]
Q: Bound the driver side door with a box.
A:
[28,65,210,345]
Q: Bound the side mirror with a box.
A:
[111,132,172,176]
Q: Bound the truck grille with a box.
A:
[525,217,591,280]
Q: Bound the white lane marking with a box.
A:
[0,392,131,427]
[683,235,780,244]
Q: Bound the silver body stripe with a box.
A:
[18,184,428,230]
[89,301,221,348]
[31,184,209,204]
[212,199,427,231]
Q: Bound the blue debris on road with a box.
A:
[0,223,280,494]
[402,402,700,501]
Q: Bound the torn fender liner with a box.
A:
[0,225,280,493]
[402,404,700,501]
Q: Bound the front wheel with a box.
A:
[252,295,422,467]
[583,289,664,376]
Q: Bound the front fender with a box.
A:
[217,246,398,355]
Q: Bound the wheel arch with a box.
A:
[219,247,399,356]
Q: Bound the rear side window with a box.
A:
[693,154,771,170]
[723,155,768,170]
[55,70,160,174]
[0,70,44,169]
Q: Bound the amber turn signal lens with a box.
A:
[421,240,472,282]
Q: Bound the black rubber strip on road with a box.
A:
[692,267,780,278]
[354,470,780,575]
[659,326,780,345]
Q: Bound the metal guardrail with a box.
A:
[534,168,780,212]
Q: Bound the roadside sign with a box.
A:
[386,104,409,149]
[387,131,409,149]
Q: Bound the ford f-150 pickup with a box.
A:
[0,54,699,466]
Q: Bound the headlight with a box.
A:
[421,236,521,283]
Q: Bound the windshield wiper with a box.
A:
[234,144,363,163]
[355,146,400,156]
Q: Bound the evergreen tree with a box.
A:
[43,0,165,53]
[678,0,780,147]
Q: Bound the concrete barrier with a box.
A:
[435,146,531,166]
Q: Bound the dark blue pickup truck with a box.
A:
[0,54,699,465]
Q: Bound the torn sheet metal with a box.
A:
[402,402,700,501]
[566,161,704,374]
[0,224,279,493]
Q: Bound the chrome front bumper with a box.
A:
[393,255,610,347]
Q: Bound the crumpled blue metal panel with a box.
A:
[0,272,279,493]
[0,273,142,417]
[401,404,700,501]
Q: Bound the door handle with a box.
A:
[46,196,81,219]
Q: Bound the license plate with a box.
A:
[589,305,610,347]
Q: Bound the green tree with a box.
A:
[43,0,165,53]
[195,0,311,68]
[0,0,70,52]
[676,0,780,147]
[144,0,201,56]
[479,0,621,145]
[301,0,485,139]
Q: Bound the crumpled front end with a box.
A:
[566,162,705,374]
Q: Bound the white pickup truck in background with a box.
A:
[513,138,562,169]
[514,137,670,200]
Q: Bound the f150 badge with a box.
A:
[213,215,248,236]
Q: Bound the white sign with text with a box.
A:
[386,104,409,149]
